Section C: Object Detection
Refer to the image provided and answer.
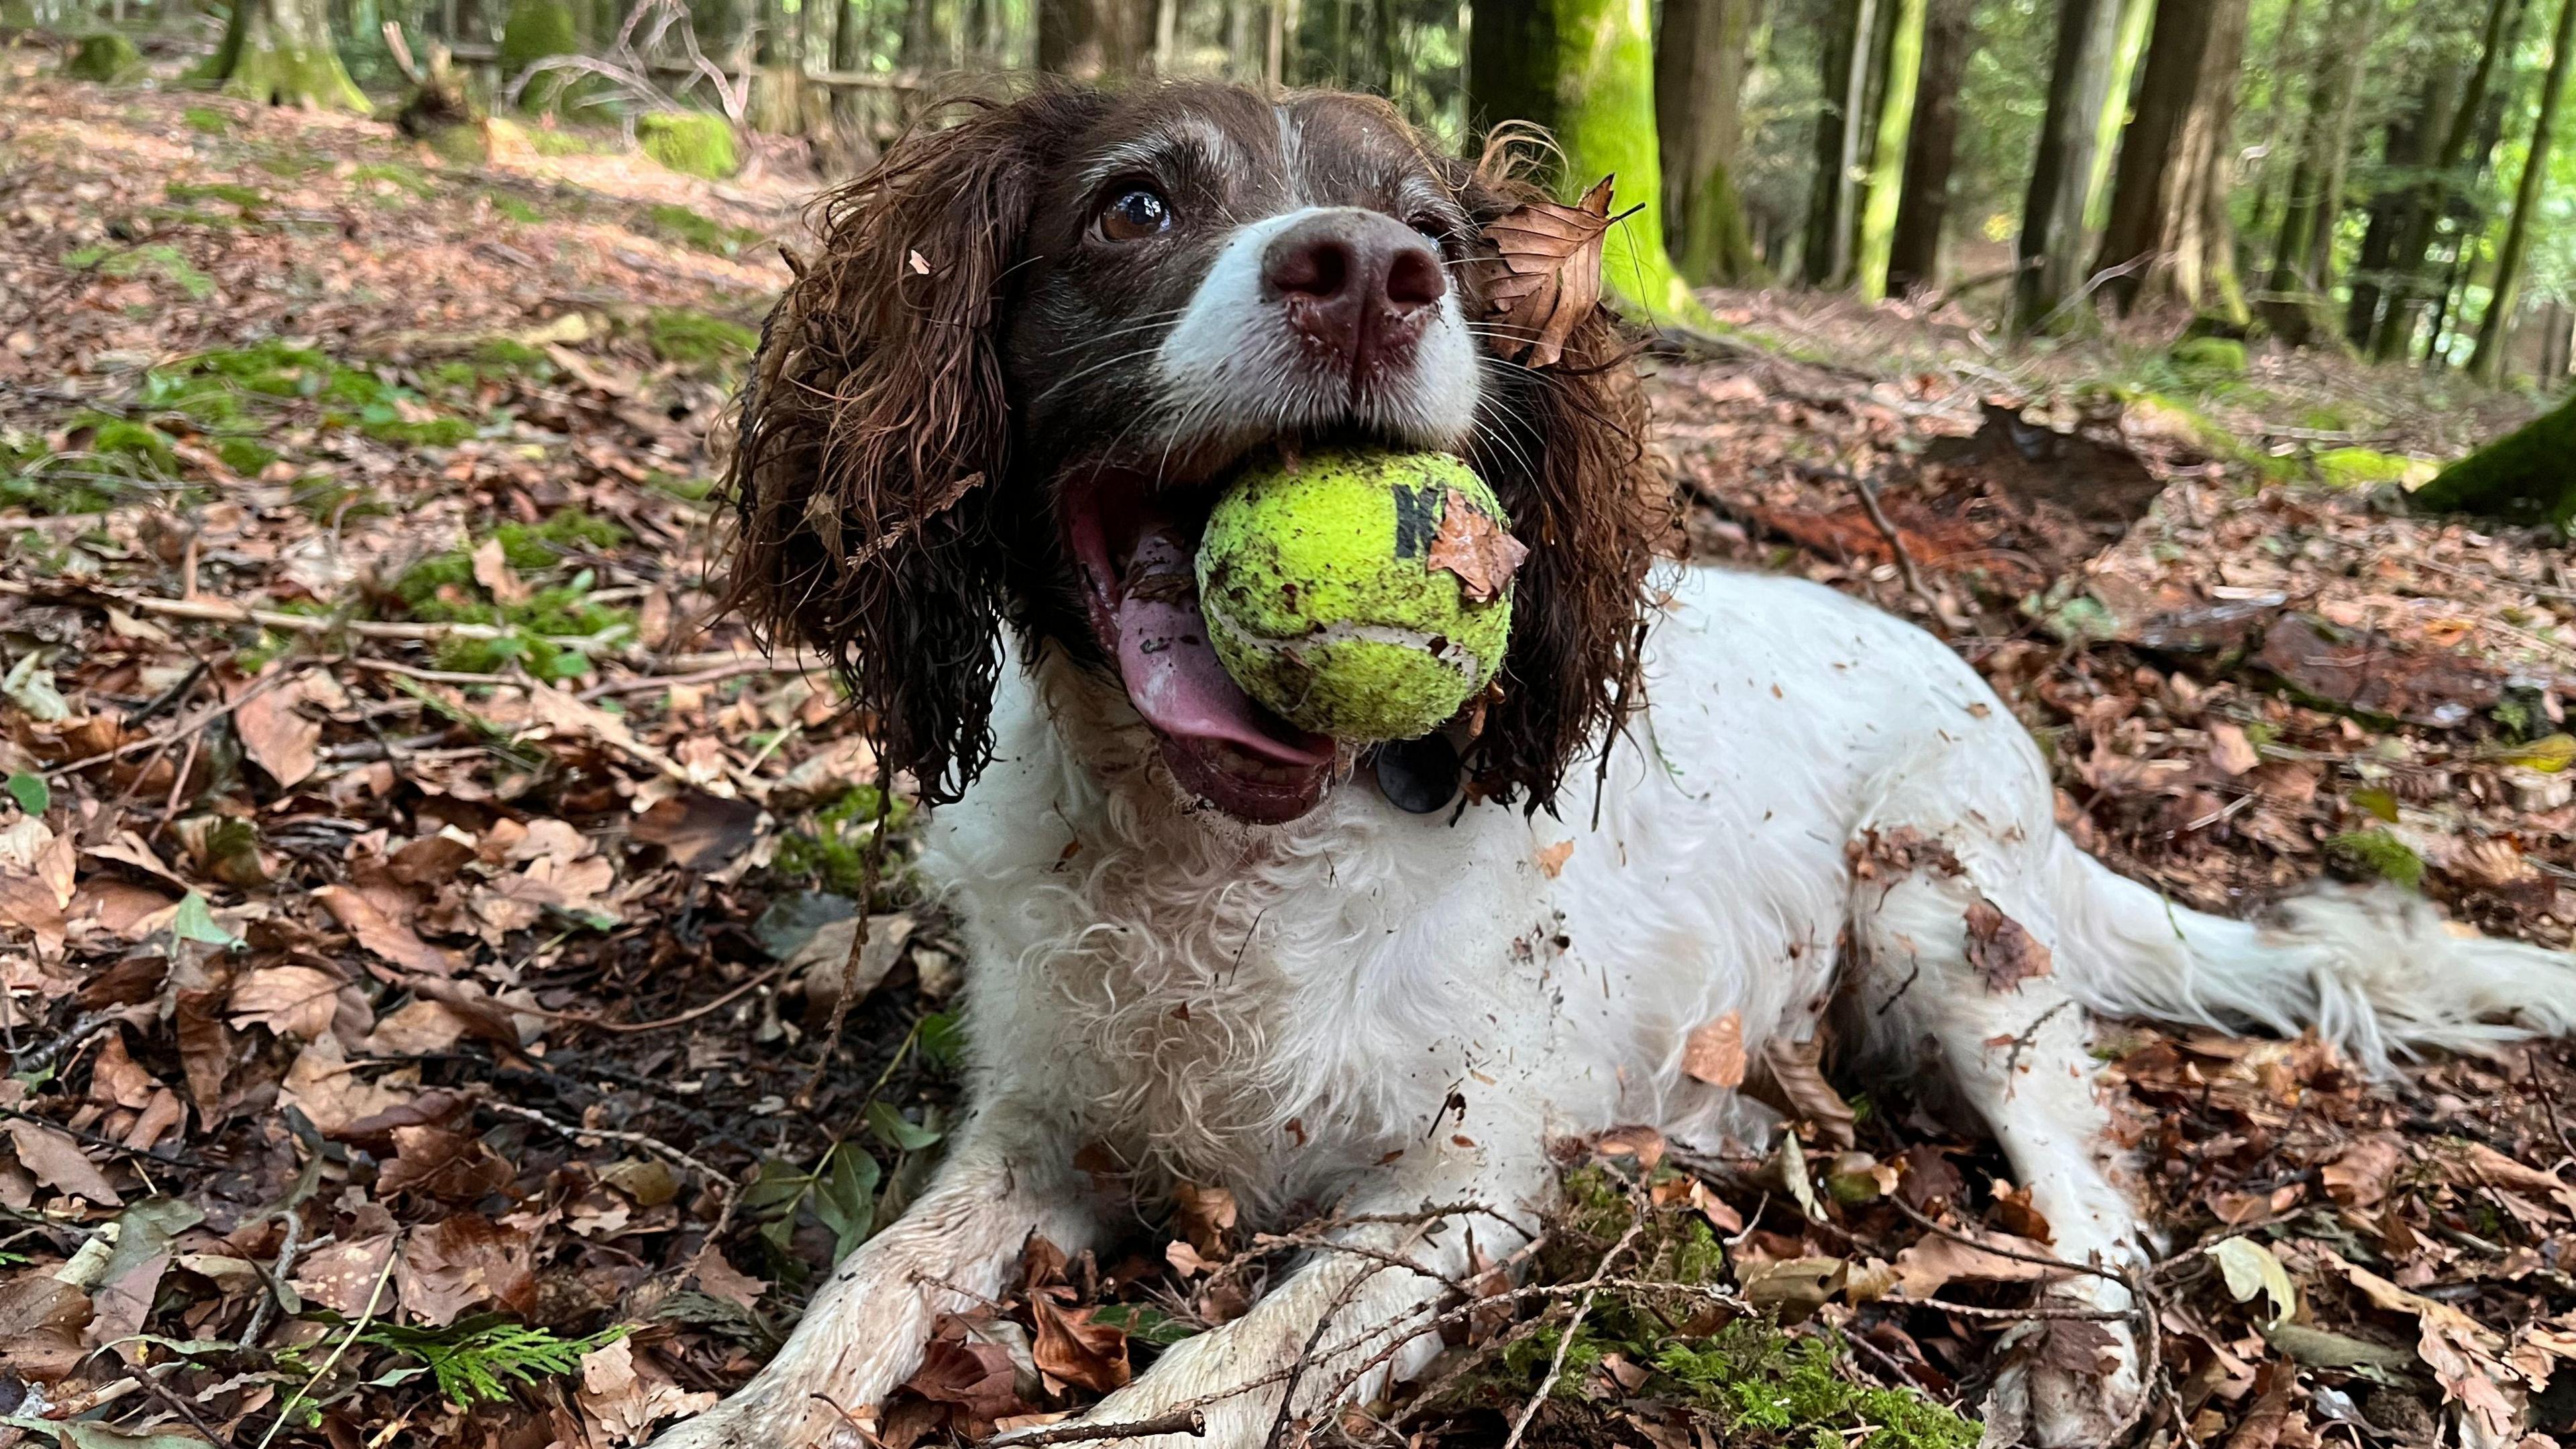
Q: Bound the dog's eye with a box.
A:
[1100,189,1173,241]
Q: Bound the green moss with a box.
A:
[2169,336,2248,379]
[773,786,912,894]
[521,125,600,156]
[637,111,739,179]
[66,244,213,301]
[422,123,492,166]
[2314,447,2414,488]
[2412,394,2576,527]
[215,438,277,475]
[388,513,637,679]
[646,308,758,368]
[647,203,762,258]
[498,0,587,113]
[64,32,144,83]
[2324,830,2425,890]
[1654,1324,1980,1449]
[183,106,231,136]
[212,36,370,113]
[485,191,545,224]
[1536,0,1709,325]
[70,413,178,474]
[361,416,476,447]
[492,508,627,569]
[350,162,436,200]
[166,181,266,210]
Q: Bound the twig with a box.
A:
[237,1201,304,1348]
[254,1232,399,1449]
[796,781,893,1108]
[1851,471,1933,608]
[989,1409,1208,1445]
[1498,1208,1646,1449]
[44,665,313,779]
[577,655,816,700]
[1883,1195,2129,1285]
[481,1097,742,1245]
[131,1360,235,1446]
[504,963,787,1033]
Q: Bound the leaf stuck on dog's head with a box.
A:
[1476,176,1621,369]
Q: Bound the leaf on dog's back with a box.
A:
[1477,176,1616,369]
[1964,896,2053,992]
[1681,1011,1746,1088]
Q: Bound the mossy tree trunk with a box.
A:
[2013,0,2125,330]
[1884,0,1972,294]
[2371,0,2524,359]
[205,0,372,109]
[1852,0,1926,301]
[1654,0,1762,285]
[1471,0,1713,323]
[2469,0,2576,382]
[2410,394,2576,523]
[2094,0,2250,321]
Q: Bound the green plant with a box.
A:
[638,110,739,178]
[360,1318,626,1405]
[647,307,758,368]
[167,180,266,209]
[183,105,230,134]
[485,190,545,224]
[63,243,213,301]
[647,203,761,257]
[64,32,144,83]
[771,786,912,895]
[2324,829,2425,890]
[1654,1322,1980,1449]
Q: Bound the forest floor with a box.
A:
[2,58,2575,1449]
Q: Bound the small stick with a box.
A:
[1851,472,1933,608]
[1498,1210,1645,1449]
[254,1234,399,1449]
[481,1097,741,1244]
[502,963,787,1033]
[796,779,893,1108]
[985,1410,1208,1445]
[131,1363,235,1447]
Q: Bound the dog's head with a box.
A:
[725,83,1666,824]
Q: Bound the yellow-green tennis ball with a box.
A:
[1195,449,1518,741]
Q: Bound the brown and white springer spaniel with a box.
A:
[659,82,2576,1448]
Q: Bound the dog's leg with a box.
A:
[1847,819,2151,1448]
[654,1100,1099,1448]
[1042,1124,1558,1447]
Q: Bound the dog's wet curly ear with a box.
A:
[1442,157,1674,814]
[723,90,1100,807]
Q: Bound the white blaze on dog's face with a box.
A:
[1001,90,1493,824]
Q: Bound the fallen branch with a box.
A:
[0,578,627,648]
[985,1409,1208,1444]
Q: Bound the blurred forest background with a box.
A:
[8,0,2576,388]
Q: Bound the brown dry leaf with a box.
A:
[1890,1228,2066,1297]
[1682,1010,1747,1087]
[1595,1124,1667,1168]
[290,1231,401,1316]
[377,1125,513,1204]
[2321,1133,2407,1208]
[397,1213,537,1328]
[2208,721,2261,777]
[1426,487,1529,604]
[905,1330,1028,1421]
[631,790,763,871]
[690,1246,768,1311]
[470,535,529,604]
[1536,839,1574,877]
[0,1271,93,1382]
[315,882,463,977]
[1964,896,2053,992]
[279,1034,413,1134]
[1478,175,1615,369]
[1756,1036,1858,1150]
[227,963,345,1040]
[1030,1296,1131,1395]
[1172,1180,1238,1260]
[3,1117,120,1205]
[2314,1246,2519,1441]
[2430,1138,2576,1216]
[235,674,322,788]
[576,1333,717,1445]
[86,1030,159,1110]
[360,998,472,1055]
[2035,1318,2122,1377]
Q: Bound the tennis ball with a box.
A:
[1195,448,1521,741]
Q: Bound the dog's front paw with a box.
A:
[1981,1303,2147,1448]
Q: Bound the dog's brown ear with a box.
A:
[1450,167,1675,812]
[724,91,1100,806]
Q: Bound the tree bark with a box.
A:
[1800,0,1868,283]
[2344,62,2460,347]
[1854,0,1928,299]
[2085,0,2158,229]
[2469,0,2576,380]
[2094,0,2249,319]
[1886,0,1973,294]
[2411,393,2576,521]
[205,0,372,108]
[1040,0,1152,76]
[2014,0,2126,329]
[2259,0,2370,345]
[2241,0,2304,244]
[1656,0,1762,284]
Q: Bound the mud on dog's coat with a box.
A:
[664,82,2576,1448]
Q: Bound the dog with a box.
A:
[657,81,2576,1448]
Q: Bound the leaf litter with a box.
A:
[0,61,2571,1449]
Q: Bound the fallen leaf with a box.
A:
[290,1231,400,1317]
[2321,1133,2406,1208]
[234,674,321,788]
[2204,1236,2296,1327]
[1682,1010,1746,1087]
[690,1247,767,1311]
[1478,175,1616,368]
[1426,486,1529,603]
[315,883,463,977]
[2034,1318,2121,1376]
[396,1213,536,1327]
[360,998,472,1055]
[2208,721,2261,776]
[470,535,529,604]
[1172,1180,1238,1259]
[1029,1295,1130,1395]
[1594,1124,1666,1168]
[905,1331,1027,1421]
[1891,1228,2065,1297]
[226,963,345,1040]
[632,790,763,871]
[1754,1036,1857,1150]
[0,1271,93,1381]
[1536,839,1574,877]
[1964,896,2053,991]
[4,1116,120,1205]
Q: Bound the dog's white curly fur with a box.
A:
[657,565,2576,1449]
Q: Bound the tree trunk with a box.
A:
[1040,0,1152,76]
[2411,394,2576,521]
[1800,0,1868,283]
[2241,0,2304,244]
[2470,0,2576,380]
[204,0,372,108]
[2344,62,2459,347]
[2085,0,2157,229]
[1854,0,1927,300]
[1885,0,1972,293]
[2014,0,2125,329]
[2094,0,2249,319]
[2372,0,2525,359]
[1656,0,1762,284]
[2258,0,2369,345]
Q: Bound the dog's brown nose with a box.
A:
[1263,209,1445,376]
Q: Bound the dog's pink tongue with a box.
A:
[1114,526,1332,767]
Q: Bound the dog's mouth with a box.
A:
[1065,466,1340,824]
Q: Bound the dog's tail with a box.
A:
[2043,835,2576,1074]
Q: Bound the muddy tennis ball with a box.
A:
[1195,448,1525,742]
